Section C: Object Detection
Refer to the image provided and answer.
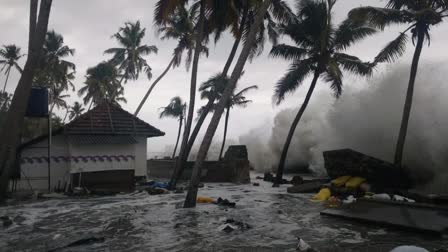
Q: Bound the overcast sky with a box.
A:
[1,0,448,156]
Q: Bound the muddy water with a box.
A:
[1,174,447,252]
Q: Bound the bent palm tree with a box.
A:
[271,0,376,186]
[135,5,208,116]
[78,62,126,107]
[160,97,186,159]
[0,45,24,92]
[218,85,258,160]
[350,0,448,166]
[184,0,272,208]
[68,101,85,121]
[105,21,157,84]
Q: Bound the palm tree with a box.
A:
[218,85,258,160]
[134,5,208,116]
[0,45,24,92]
[0,0,52,200]
[184,0,272,208]
[271,0,376,186]
[160,96,186,159]
[68,101,85,121]
[49,86,69,113]
[34,30,76,92]
[105,20,158,85]
[0,91,12,112]
[78,62,126,107]
[349,1,448,167]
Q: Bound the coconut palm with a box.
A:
[160,96,187,159]
[184,0,272,208]
[34,30,76,92]
[134,5,209,116]
[218,85,258,160]
[68,101,85,121]
[49,86,69,113]
[270,0,376,185]
[105,21,158,84]
[78,62,126,107]
[0,45,24,92]
[0,0,52,200]
[349,1,448,167]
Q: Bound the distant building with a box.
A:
[14,102,164,193]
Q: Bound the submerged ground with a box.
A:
[1,173,447,252]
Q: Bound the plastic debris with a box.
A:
[296,237,316,252]
[342,195,356,204]
[331,176,351,187]
[197,196,215,203]
[216,197,236,208]
[345,177,366,189]
[371,193,391,201]
[393,195,415,203]
[311,188,331,202]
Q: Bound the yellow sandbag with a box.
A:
[331,176,351,187]
[345,177,366,188]
[197,196,215,203]
[311,188,331,202]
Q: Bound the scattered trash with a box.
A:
[392,195,415,203]
[296,237,317,252]
[390,245,429,252]
[216,197,236,208]
[291,176,304,185]
[1,216,13,228]
[371,193,391,201]
[325,196,341,208]
[311,188,331,202]
[197,196,215,203]
[288,182,322,194]
[342,195,356,204]
[219,219,251,233]
[145,187,169,195]
[253,183,260,186]
[331,176,351,187]
[345,177,366,189]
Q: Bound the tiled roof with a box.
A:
[64,102,165,137]
[68,135,138,145]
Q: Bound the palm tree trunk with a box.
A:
[169,6,249,188]
[0,0,52,201]
[134,56,175,116]
[172,117,183,159]
[274,71,320,186]
[169,0,206,189]
[62,107,69,124]
[2,67,11,92]
[183,0,272,208]
[394,26,425,166]
[219,107,230,160]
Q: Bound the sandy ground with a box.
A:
[1,173,447,252]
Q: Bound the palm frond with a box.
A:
[349,7,410,30]
[324,60,343,97]
[270,44,308,61]
[335,53,374,76]
[274,58,314,105]
[374,32,408,63]
[333,19,377,50]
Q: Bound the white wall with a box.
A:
[134,136,147,177]
[68,142,136,173]
[17,135,71,192]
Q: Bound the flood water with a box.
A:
[1,173,447,252]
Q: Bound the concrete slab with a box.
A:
[321,199,448,235]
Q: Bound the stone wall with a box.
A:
[147,145,251,183]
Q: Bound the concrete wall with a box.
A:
[17,135,70,192]
[134,136,147,177]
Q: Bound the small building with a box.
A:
[15,102,164,193]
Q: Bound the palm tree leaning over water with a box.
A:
[218,85,258,160]
[160,96,187,159]
[349,0,448,167]
[271,0,376,186]
[135,5,208,116]
[0,45,24,92]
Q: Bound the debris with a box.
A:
[392,195,415,203]
[219,218,251,233]
[342,195,356,204]
[253,183,260,186]
[288,181,323,194]
[216,197,236,208]
[390,245,429,252]
[255,176,263,180]
[345,177,366,189]
[371,193,391,201]
[359,182,371,193]
[263,172,274,182]
[40,193,67,199]
[197,196,215,203]
[1,216,13,228]
[312,188,331,202]
[145,187,169,195]
[296,237,317,252]
[291,176,304,185]
[331,176,351,187]
[325,196,342,208]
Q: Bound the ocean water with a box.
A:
[1,174,447,252]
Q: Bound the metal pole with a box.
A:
[48,91,52,192]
